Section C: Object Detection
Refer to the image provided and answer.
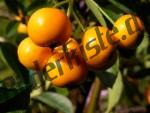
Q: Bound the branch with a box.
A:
[83,77,101,113]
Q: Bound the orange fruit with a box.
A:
[112,14,144,48]
[17,23,27,34]
[17,38,52,70]
[81,26,116,70]
[47,38,87,87]
[27,8,72,46]
[54,38,82,56]
[100,51,117,70]
[46,52,87,87]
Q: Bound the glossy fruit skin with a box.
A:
[54,38,82,56]
[54,37,85,68]
[46,52,87,87]
[27,8,72,46]
[46,38,87,87]
[100,51,117,70]
[17,23,27,34]
[82,26,115,70]
[18,38,52,70]
[112,14,144,48]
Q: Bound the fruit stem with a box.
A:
[73,11,85,32]
[83,77,101,113]
[67,0,73,17]
[53,0,69,8]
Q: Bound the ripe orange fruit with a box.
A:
[100,51,117,70]
[46,52,87,87]
[27,8,72,46]
[17,23,27,34]
[81,26,116,70]
[54,38,82,56]
[112,14,144,48]
[17,38,52,70]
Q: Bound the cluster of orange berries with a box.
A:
[17,7,144,87]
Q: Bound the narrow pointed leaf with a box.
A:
[105,71,124,113]
[33,92,74,113]
[108,0,133,13]
[85,0,107,27]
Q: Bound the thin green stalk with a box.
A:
[72,11,85,32]
[53,0,68,8]
[67,0,73,17]
[53,0,58,4]
[98,6,115,25]
[92,0,115,25]
[83,77,101,113]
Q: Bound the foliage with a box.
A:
[0,0,150,113]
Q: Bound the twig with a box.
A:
[0,10,15,21]
[72,11,85,32]
[67,0,73,17]
[53,1,68,8]
[83,77,101,113]
[91,0,115,25]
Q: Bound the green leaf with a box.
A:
[5,21,18,38]
[4,0,25,15]
[7,110,26,113]
[85,0,107,27]
[83,77,101,113]
[108,0,133,13]
[0,42,29,85]
[105,71,124,113]
[107,53,120,75]
[0,86,30,103]
[96,71,116,88]
[33,92,74,113]
[0,88,17,103]
[0,18,9,36]
[102,8,120,22]
[136,32,149,55]
[54,87,69,96]
[0,68,14,81]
